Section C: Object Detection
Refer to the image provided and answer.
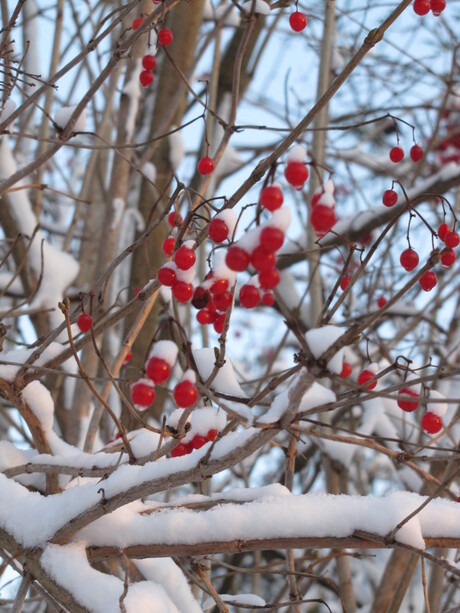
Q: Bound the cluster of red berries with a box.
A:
[157,227,197,303]
[139,53,156,88]
[310,180,337,236]
[413,0,446,16]
[289,11,307,32]
[192,274,233,334]
[389,143,423,164]
[170,428,218,457]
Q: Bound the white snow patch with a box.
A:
[305,326,345,374]
[150,340,178,367]
[21,380,54,432]
[242,0,270,14]
[54,105,86,132]
[194,348,247,397]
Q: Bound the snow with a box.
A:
[150,340,178,367]
[287,144,307,163]
[122,63,142,142]
[142,161,157,183]
[212,250,237,284]
[427,389,448,417]
[181,369,196,384]
[203,593,266,609]
[193,347,247,397]
[268,206,291,232]
[0,342,66,381]
[214,209,237,236]
[54,105,87,132]
[318,192,335,208]
[129,429,161,459]
[242,0,270,14]
[305,325,345,374]
[169,127,185,170]
[21,380,54,432]
[111,197,125,229]
[0,99,16,131]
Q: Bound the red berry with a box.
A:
[192,286,210,310]
[197,156,215,175]
[123,349,133,365]
[382,189,398,207]
[419,271,437,292]
[139,70,154,87]
[158,28,173,46]
[260,227,285,252]
[413,0,430,14]
[157,266,176,286]
[445,231,460,248]
[131,381,155,407]
[421,412,443,434]
[173,380,199,407]
[340,362,352,378]
[400,248,419,271]
[262,291,275,307]
[207,429,218,441]
[430,0,446,15]
[310,204,336,234]
[260,185,284,211]
[225,246,250,271]
[340,276,351,291]
[172,281,193,303]
[285,162,308,189]
[251,246,276,272]
[389,146,404,163]
[213,313,226,334]
[209,218,229,242]
[410,144,424,161]
[441,249,456,267]
[142,54,156,70]
[210,278,229,296]
[168,211,182,227]
[191,434,208,450]
[397,387,419,412]
[213,291,233,312]
[239,285,261,309]
[289,11,307,32]
[132,17,144,29]
[77,313,93,333]
[162,237,175,257]
[357,369,377,390]
[438,223,450,241]
[197,309,213,325]
[174,245,196,270]
[146,357,171,383]
[377,296,387,308]
[258,267,280,290]
[171,442,190,457]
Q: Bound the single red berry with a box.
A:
[225,246,250,271]
[389,146,405,163]
[285,162,308,189]
[171,442,189,457]
[168,211,182,227]
[146,357,171,383]
[438,223,450,241]
[445,231,460,248]
[213,313,226,334]
[132,17,144,29]
[400,248,419,271]
[139,70,154,87]
[310,204,336,234]
[357,369,377,390]
[262,291,275,307]
[419,271,437,292]
[197,308,214,325]
[421,411,443,434]
[410,144,424,161]
[210,278,229,296]
[289,11,307,32]
[207,429,218,442]
[377,296,387,308]
[213,291,233,312]
[174,245,196,270]
[340,276,351,291]
[251,246,276,272]
[413,0,430,14]
[77,313,93,333]
[197,156,215,175]
[142,54,156,70]
[172,281,193,303]
[340,362,352,378]
[191,434,208,450]
[174,380,199,407]
[123,349,133,365]
[191,286,210,310]
[441,249,456,267]
[259,267,280,290]
[430,0,446,16]
[157,266,176,287]
[209,218,229,242]
[382,189,398,207]
[239,285,261,309]
[260,227,285,252]
[162,237,175,257]
[260,185,284,211]
[158,28,173,46]
[397,387,419,412]
[131,381,155,407]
